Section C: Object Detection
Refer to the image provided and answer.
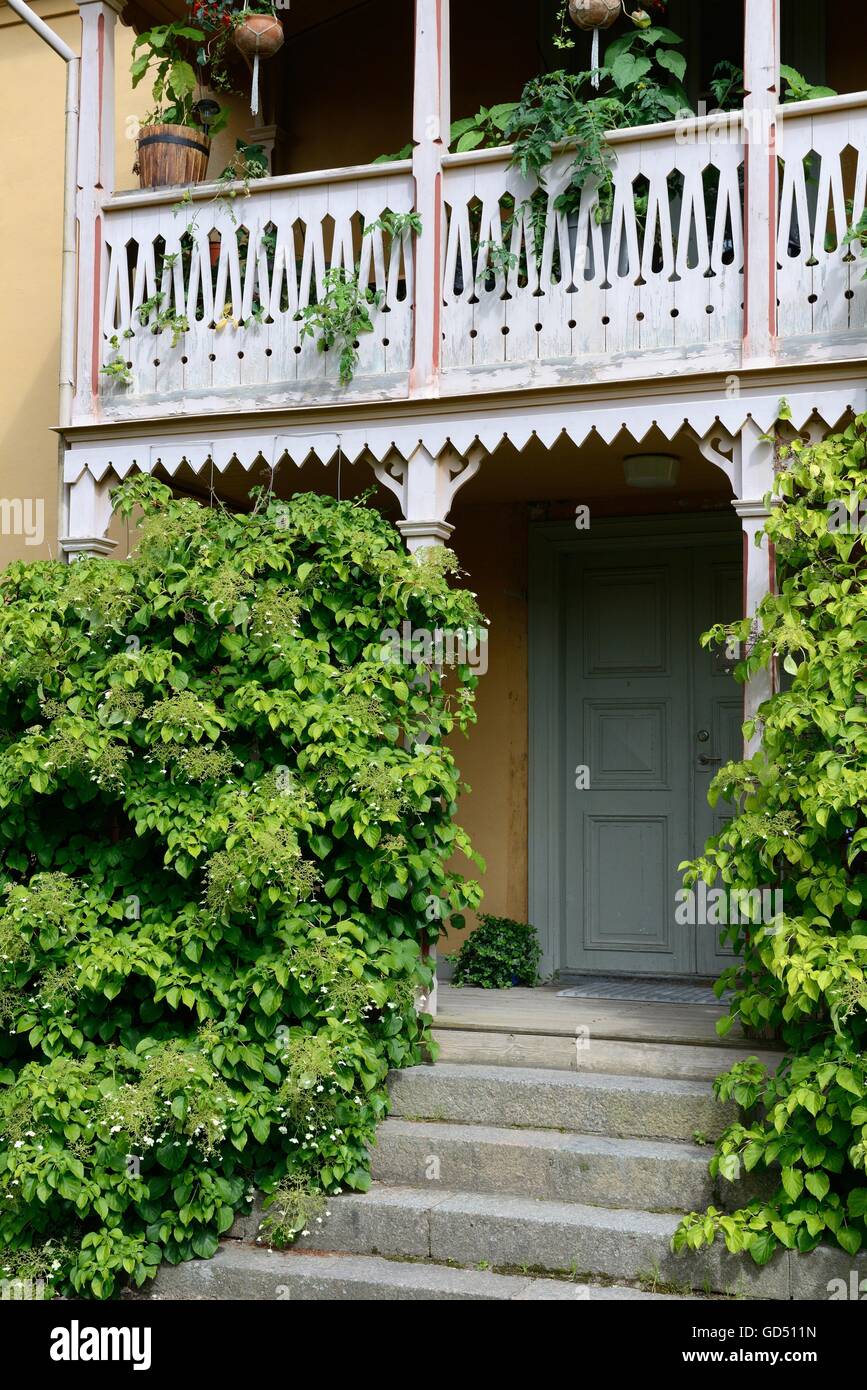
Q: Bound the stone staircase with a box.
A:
[147,1031,864,1301]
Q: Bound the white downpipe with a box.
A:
[7,0,76,61]
[59,56,80,431]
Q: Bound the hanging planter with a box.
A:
[568,0,623,89]
[568,0,621,28]
[232,12,285,117]
[136,123,212,189]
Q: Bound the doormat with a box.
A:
[557,976,729,1006]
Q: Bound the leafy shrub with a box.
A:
[451,914,540,990]
[675,416,867,1265]
[0,477,483,1297]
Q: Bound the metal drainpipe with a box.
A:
[8,0,80,559]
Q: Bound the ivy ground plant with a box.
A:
[0,478,483,1298]
[675,415,867,1267]
[451,914,541,990]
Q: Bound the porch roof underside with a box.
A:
[122,0,357,40]
[63,379,867,500]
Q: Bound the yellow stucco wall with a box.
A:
[0,1,248,568]
[440,503,530,958]
[0,3,78,565]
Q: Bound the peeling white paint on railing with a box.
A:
[776,101,867,339]
[100,164,416,401]
[441,138,744,372]
[92,96,867,414]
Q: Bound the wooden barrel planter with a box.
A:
[136,123,212,190]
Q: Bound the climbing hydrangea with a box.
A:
[676,416,867,1266]
[0,476,483,1298]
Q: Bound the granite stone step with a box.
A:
[370,1117,714,1211]
[388,1062,732,1140]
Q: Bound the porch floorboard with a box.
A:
[436,982,758,1049]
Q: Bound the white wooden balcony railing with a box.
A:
[90,93,867,423]
[441,126,745,372]
[776,93,867,342]
[99,160,417,411]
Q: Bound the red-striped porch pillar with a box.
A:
[742,0,780,366]
[410,0,450,399]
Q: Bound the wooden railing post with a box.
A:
[74,0,124,419]
[410,0,449,398]
[742,0,780,366]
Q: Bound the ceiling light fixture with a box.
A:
[623,453,680,490]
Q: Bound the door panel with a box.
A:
[564,547,693,975]
[585,700,669,789]
[585,816,671,953]
[562,532,741,977]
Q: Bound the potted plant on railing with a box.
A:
[132,21,228,188]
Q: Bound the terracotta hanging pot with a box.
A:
[233,13,284,116]
[233,13,285,62]
[568,0,622,30]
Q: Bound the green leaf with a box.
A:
[450,117,479,140]
[718,1152,741,1182]
[836,1067,861,1096]
[804,1171,830,1200]
[259,988,281,1017]
[837,1227,863,1256]
[747,1229,778,1266]
[655,48,686,82]
[167,60,197,101]
[847,1189,867,1218]
[610,53,652,91]
[156,1141,187,1172]
[191,1232,220,1259]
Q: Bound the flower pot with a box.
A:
[136,123,211,190]
[232,13,285,63]
[568,0,621,29]
[233,14,284,116]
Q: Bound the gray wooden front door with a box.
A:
[562,532,741,977]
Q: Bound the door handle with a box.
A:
[699,755,722,766]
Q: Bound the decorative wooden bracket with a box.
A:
[373,442,483,550]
